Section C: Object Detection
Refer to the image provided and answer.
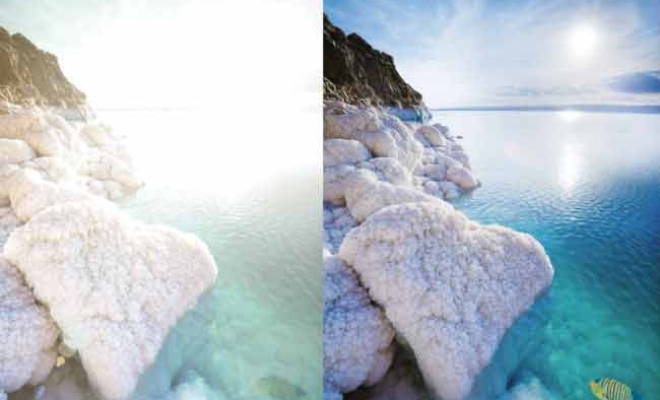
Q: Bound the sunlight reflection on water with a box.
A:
[437,110,660,400]
[99,109,322,400]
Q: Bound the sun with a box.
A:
[568,24,598,60]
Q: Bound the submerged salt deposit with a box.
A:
[0,104,218,399]
[323,102,553,400]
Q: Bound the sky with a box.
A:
[0,0,321,109]
[325,0,660,107]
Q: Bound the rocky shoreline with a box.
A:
[323,16,431,122]
[0,27,90,120]
[0,29,218,400]
[0,103,218,400]
[323,17,554,400]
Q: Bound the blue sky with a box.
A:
[325,0,660,107]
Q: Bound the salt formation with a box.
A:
[323,101,478,255]
[4,200,218,400]
[323,102,553,400]
[0,257,59,393]
[339,202,554,400]
[0,105,218,400]
[0,107,142,201]
[323,251,395,399]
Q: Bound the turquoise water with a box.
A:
[99,110,323,400]
[435,111,660,400]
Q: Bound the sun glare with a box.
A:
[558,110,582,123]
[558,143,584,191]
[568,24,598,60]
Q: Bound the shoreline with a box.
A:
[323,102,554,400]
[0,103,218,399]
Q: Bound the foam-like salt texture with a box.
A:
[323,253,395,396]
[4,200,218,400]
[339,202,553,400]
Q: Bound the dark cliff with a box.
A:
[0,26,85,108]
[324,14,427,115]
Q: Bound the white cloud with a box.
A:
[328,0,660,106]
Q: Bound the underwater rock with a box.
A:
[4,200,218,400]
[0,257,59,393]
[324,253,395,397]
[8,359,95,400]
[498,377,557,400]
[345,346,432,400]
[339,202,554,400]
[255,376,308,400]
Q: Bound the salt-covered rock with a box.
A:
[324,139,371,167]
[7,169,95,221]
[436,152,462,171]
[423,164,447,181]
[446,165,479,190]
[324,103,423,171]
[78,123,116,148]
[0,109,48,140]
[0,207,20,248]
[324,205,358,254]
[4,200,218,400]
[324,164,357,205]
[324,388,343,400]
[19,156,75,183]
[339,202,554,400]
[432,123,451,138]
[451,150,471,171]
[0,111,87,157]
[362,157,411,187]
[423,180,440,196]
[0,107,142,201]
[345,349,430,400]
[323,254,394,396]
[0,138,35,165]
[344,170,442,222]
[417,125,445,147]
[0,165,19,206]
[438,181,459,194]
[0,257,59,393]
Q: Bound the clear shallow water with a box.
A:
[434,111,660,400]
[98,109,322,400]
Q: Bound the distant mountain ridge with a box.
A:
[323,14,429,120]
[0,26,85,108]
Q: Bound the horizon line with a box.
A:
[430,104,660,114]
